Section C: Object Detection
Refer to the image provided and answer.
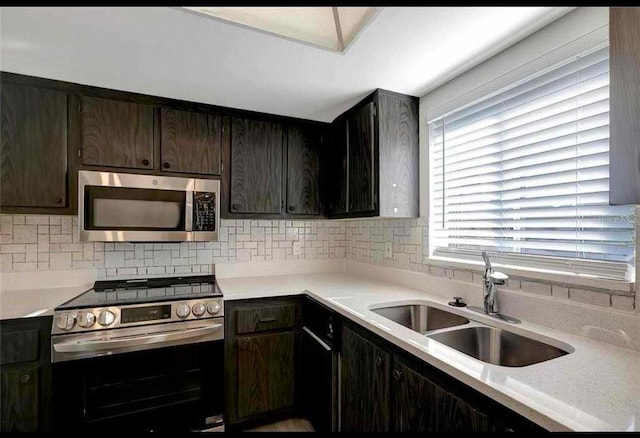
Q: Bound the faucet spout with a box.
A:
[482,250,492,272]
[481,252,507,316]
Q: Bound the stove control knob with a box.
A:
[98,310,116,326]
[56,313,76,331]
[192,302,206,317]
[77,311,96,328]
[176,303,191,319]
[207,301,221,315]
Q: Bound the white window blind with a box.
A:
[429,45,635,281]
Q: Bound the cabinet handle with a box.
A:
[54,197,63,204]
[288,206,296,212]
[20,374,31,384]
[163,162,171,169]
[393,369,403,381]
[349,203,353,210]
[141,159,150,166]
[258,316,277,323]
[376,355,383,367]
[239,339,249,351]
[231,203,241,211]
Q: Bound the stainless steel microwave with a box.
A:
[79,171,220,242]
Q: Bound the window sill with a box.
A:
[426,256,635,293]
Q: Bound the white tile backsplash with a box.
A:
[0,214,635,311]
[0,215,346,280]
[344,218,636,312]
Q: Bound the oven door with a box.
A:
[78,170,219,242]
[52,321,224,431]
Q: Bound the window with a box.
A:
[429,45,635,281]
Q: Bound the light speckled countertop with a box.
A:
[0,285,91,320]
[217,272,640,432]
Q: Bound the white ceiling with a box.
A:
[182,7,380,52]
[0,7,574,122]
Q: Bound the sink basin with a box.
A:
[428,326,570,367]
[371,305,469,334]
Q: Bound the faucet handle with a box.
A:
[489,271,508,285]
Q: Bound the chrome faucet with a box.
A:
[482,251,508,316]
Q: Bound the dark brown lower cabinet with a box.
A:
[0,316,52,432]
[1,365,39,432]
[341,324,390,432]
[225,297,301,428]
[236,331,295,419]
[432,377,489,432]
[393,358,488,432]
[392,359,436,431]
[340,322,544,433]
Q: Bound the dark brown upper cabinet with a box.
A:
[609,8,640,204]
[328,89,419,219]
[348,102,376,214]
[224,117,328,219]
[377,92,419,217]
[286,124,322,215]
[327,120,349,215]
[160,108,222,175]
[80,96,154,170]
[0,83,68,211]
[229,117,285,214]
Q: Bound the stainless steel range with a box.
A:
[51,275,225,431]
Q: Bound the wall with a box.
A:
[0,212,636,314]
[419,7,608,217]
[0,215,346,278]
[406,6,636,313]
[344,218,636,313]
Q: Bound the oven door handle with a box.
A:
[53,324,222,353]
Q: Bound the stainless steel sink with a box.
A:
[428,326,570,367]
[371,305,469,334]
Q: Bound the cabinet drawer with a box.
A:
[236,303,296,334]
[1,329,39,365]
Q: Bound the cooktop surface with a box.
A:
[57,275,221,310]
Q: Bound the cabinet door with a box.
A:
[1,83,67,208]
[610,8,640,204]
[286,124,321,215]
[160,108,222,175]
[236,331,295,419]
[341,325,390,432]
[0,365,39,432]
[377,92,419,217]
[348,102,376,214]
[432,383,489,432]
[81,96,154,170]
[230,117,284,214]
[328,120,348,215]
[392,360,437,432]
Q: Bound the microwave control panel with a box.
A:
[193,192,216,231]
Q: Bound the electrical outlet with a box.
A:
[384,242,393,259]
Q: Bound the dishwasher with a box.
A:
[300,297,339,432]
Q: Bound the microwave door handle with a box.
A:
[53,324,222,353]
[185,191,194,232]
